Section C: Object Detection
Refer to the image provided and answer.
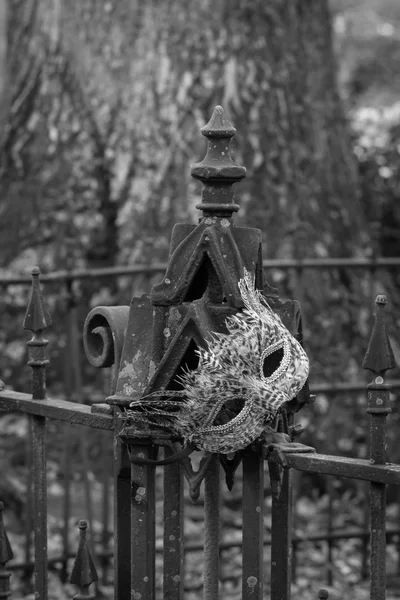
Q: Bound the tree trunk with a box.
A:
[2,0,370,382]
[55,0,363,261]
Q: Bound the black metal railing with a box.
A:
[1,106,400,600]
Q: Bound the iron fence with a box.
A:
[0,106,400,599]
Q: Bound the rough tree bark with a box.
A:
[55,0,364,262]
[1,0,370,382]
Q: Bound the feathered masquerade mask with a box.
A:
[124,270,309,454]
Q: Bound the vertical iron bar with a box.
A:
[361,484,370,580]
[242,450,264,600]
[130,445,157,600]
[61,425,72,583]
[100,439,111,586]
[363,294,395,600]
[32,415,47,600]
[114,434,131,600]
[163,448,184,600]
[61,277,77,582]
[326,477,333,586]
[204,455,220,600]
[80,437,99,595]
[24,421,33,584]
[271,469,292,600]
[368,372,390,600]
[23,267,52,600]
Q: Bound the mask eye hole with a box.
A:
[260,340,290,382]
[262,347,284,378]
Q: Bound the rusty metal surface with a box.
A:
[0,501,13,600]
[23,267,51,600]
[70,520,98,600]
[271,469,292,600]
[32,415,48,600]
[0,391,113,429]
[113,431,131,600]
[363,296,396,600]
[163,451,184,599]
[129,445,157,600]
[203,456,220,600]
[107,297,154,404]
[268,450,400,484]
[242,450,264,600]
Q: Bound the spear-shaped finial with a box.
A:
[23,267,52,400]
[362,295,395,377]
[70,520,98,600]
[0,502,13,600]
[191,105,246,218]
[318,589,329,599]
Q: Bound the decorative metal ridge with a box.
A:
[191,105,246,217]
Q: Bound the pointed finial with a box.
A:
[318,590,329,599]
[191,106,246,218]
[363,295,396,376]
[70,520,98,599]
[23,267,52,333]
[23,267,52,400]
[0,502,13,600]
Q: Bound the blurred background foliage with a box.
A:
[1,0,400,597]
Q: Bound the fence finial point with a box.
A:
[23,266,52,333]
[70,520,98,591]
[200,104,236,139]
[362,294,395,376]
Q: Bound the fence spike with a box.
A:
[0,502,13,600]
[23,267,52,333]
[70,520,98,599]
[318,589,329,599]
[23,267,52,400]
[363,295,395,376]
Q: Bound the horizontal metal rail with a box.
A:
[0,391,113,430]
[277,452,400,485]
[8,525,400,571]
[1,256,400,285]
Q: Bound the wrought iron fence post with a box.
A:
[23,267,52,600]
[363,294,396,600]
